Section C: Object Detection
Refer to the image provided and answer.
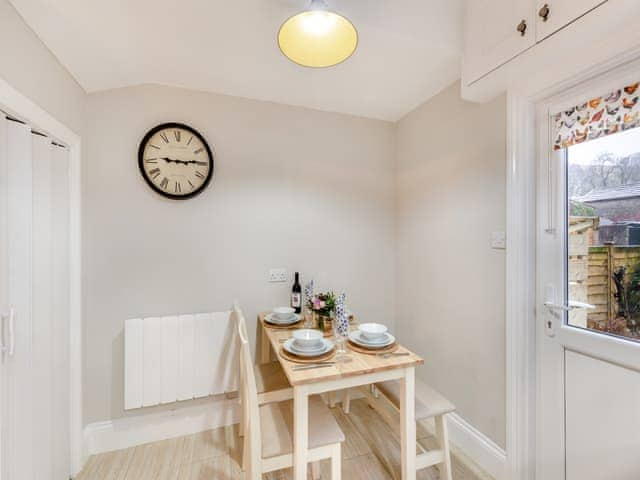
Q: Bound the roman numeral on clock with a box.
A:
[160,177,169,189]
[174,130,181,142]
[159,132,169,143]
[175,181,181,193]
[145,158,157,164]
[193,148,204,154]
[148,168,161,179]
[195,171,205,179]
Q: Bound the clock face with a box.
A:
[138,123,214,199]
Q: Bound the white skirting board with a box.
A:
[421,412,506,480]
[83,395,239,458]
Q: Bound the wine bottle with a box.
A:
[291,272,302,314]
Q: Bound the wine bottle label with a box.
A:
[291,293,301,308]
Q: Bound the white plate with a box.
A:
[349,331,395,349]
[284,338,334,357]
[357,332,388,344]
[264,313,301,325]
[291,340,325,352]
[289,343,325,355]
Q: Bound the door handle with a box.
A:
[8,307,14,356]
[544,300,596,311]
[1,308,14,357]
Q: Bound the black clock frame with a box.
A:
[138,122,214,200]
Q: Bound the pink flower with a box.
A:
[319,301,326,309]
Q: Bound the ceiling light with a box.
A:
[278,0,358,68]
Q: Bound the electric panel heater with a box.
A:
[124,311,238,410]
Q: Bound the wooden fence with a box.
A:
[586,245,640,328]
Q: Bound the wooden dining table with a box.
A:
[258,313,424,480]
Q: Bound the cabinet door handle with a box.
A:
[539,3,550,22]
[517,19,527,36]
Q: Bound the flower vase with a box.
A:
[315,313,333,336]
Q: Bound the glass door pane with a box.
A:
[566,126,640,342]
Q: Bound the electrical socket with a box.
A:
[268,268,288,283]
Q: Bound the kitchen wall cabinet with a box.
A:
[534,0,607,41]
[463,0,608,86]
[462,0,640,102]
[463,0,535,86]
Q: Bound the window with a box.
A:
[566,127,640,342]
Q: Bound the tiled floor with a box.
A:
[77,399,493,480]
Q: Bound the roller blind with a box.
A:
[553,81,640,150]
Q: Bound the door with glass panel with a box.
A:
[537,77,640,480]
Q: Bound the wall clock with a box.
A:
[138,122,214,199]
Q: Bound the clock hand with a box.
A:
[161,157,192,165]
[161,157,207,166]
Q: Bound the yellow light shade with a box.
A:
[278,9,358,68]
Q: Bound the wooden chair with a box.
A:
[355,379,455,480]
[237,308,345,480]
[233,307,292,438]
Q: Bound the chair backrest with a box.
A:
[234,306,262,462]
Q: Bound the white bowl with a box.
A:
[273,307,295,319]
[359,323,388,340]
[292,329,323,348]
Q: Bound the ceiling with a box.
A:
[10,0,463,121]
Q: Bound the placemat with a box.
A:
[347,341,398,355]
[279,346,336,364]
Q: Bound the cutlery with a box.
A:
[292,363,335,371]
[377,352,410,358]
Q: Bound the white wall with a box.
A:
[83,84,396,424]
[395,81,506,448]
[0,0,85,134]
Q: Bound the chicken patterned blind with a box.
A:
[553,81,640,150]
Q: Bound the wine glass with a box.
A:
[303,306,314,328]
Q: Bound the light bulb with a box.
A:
[301,11,337,36]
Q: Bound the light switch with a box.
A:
[491,231,506,250]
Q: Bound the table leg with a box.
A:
[400,367,416,480]
[293,385,309,480]
[260,322,270,364]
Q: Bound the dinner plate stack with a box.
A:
[264,307,301,326]
[282,329,335,358]
[348,323,395,350]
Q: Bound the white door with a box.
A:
[0,115,71,480]
[534,0,607,41]
[537,78,640,480]
[463,0,535,84]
